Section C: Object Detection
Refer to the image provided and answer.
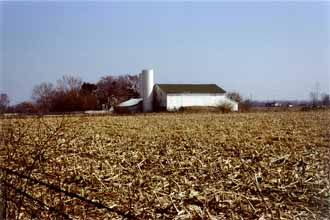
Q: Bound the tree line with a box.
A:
[1,76,330,114]
[1,74,139,114]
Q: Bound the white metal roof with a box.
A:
[117,98,143,107]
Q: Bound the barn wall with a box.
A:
[166,93,238,111]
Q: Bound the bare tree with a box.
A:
[0,93,10,113]
[48,75,83,112]
[56,75,82,93]
[310,82,321,107]
[13,102,38,114]
[79,82,98,110]
[81,82,97,94]
[32,82,54,113]
[321,93,330,106]
[29,74,139,112]
[226,92,242,103]
[96,74,139,108]
[310,92,319,107]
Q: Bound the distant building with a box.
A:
[265,102,282,107]
[117,69,238,112]
[287,103,293,108]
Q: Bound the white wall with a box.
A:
[166,93,238,111]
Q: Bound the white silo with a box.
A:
[141,69,154,112]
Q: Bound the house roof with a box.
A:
[156,84,226,94]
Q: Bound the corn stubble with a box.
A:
[1,111,329,219]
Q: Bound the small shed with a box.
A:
[114,98,143,113]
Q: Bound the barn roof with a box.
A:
[156,84,226,94]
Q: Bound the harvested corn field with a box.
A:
[1,111,330,219]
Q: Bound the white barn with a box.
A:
[117,69,238,112]
[154,84,238,111]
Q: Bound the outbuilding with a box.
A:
[114,98,143,113]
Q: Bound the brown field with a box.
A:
[1,111,330,219]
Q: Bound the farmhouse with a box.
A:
[116,69,238,112]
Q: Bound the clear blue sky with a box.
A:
[1,1,329,104]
